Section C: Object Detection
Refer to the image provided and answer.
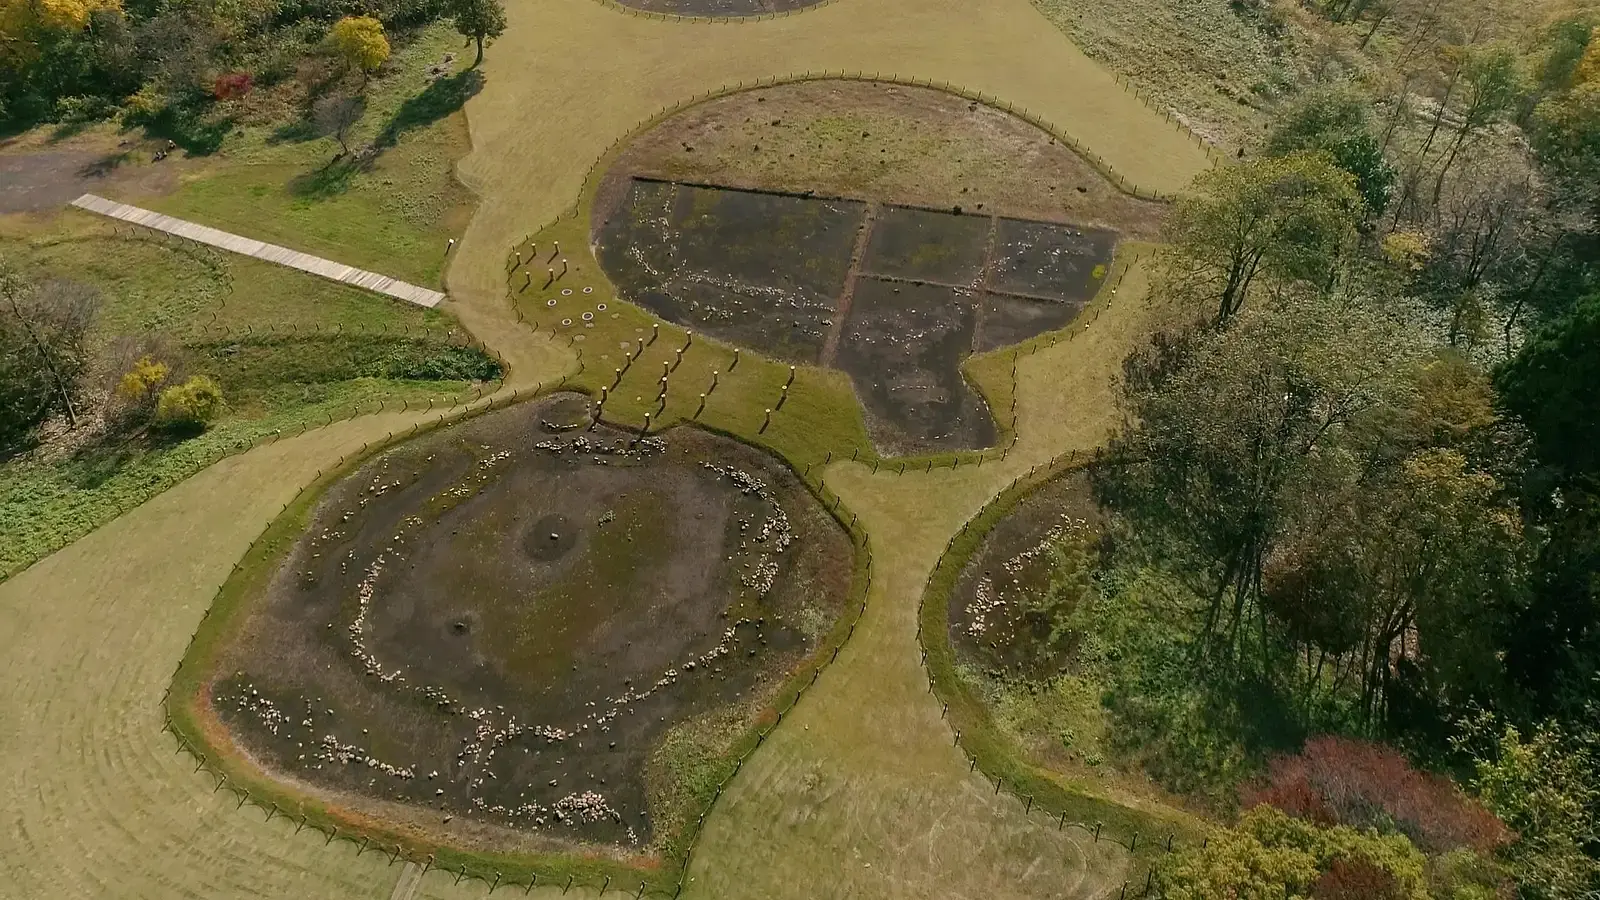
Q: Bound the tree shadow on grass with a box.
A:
[277,69,481,201]
[269,116,323,145]
[286,155,370,199]
[373,68,483,151]
[143,109,236,156]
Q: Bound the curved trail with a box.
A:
[0,0,1205,892]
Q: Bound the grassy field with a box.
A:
[0,217,488,580]
[144,25,476,287]
[1031,0,1316,148]
[0,215,454,339]
[0,0,1216,894]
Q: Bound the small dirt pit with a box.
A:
[210,395,853,849]
[596,179,1115,454]
[948,473,1101,680]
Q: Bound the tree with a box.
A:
[327,16,388,82]
[1428,44,1527,207]
[0,263,98,451]
[154,374,223,432]
[1,0,121,62]
[1267,86,1399,217]
[313,91,364,155]
[1497,292,1600,475]
[1456,709,1600,900]
[1096,293,1419,684]
[449,0,504,68]
[1163,152,1362,324]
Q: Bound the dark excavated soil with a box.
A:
[836,278,993,455]
[212,395,852,849]
[594,182,1115,455]
[948,473,1101,680]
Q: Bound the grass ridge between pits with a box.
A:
[164,382,877,895]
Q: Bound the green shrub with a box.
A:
[155,375,224,432]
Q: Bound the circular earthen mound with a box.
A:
[206,395,853,849]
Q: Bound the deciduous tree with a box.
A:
[313,90,364,155]
[1267,86,1398,217]
[1163,153,1362,324]
[449,0,503,68]
[327,15,388,83]
[0,263,98,451]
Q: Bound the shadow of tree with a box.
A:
[374,68,483,150]
[286,155,369,199]
[275,69,482,200]
[145,107,236,155]
[269,117,322,145]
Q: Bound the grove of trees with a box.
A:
[1070,4,1600,897]
[0,0,505,139]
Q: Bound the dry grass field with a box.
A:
[0,0,1213,894]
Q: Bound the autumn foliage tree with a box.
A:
[327,15,389,84]
[1243,736,1512,854]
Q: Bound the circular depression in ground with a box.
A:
[590,80,1167,455]
[207,395,853,849]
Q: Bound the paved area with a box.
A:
[70,193,446,308]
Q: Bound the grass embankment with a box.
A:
[0,217,494,580]
[917,458,1208,860]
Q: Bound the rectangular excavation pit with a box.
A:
[594,179,863,364]
[859,204,992,285]
[833,277,994,454]
[989,218,1117,302]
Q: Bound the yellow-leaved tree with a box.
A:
[327,15,388,83]
[1,0,121,62]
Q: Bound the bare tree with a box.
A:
[0,265,99,449]
[313,92,365,157]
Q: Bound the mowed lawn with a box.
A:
[0,0,1214,896]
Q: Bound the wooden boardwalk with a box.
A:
[71,194,446,308]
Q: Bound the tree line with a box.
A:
[0,0,505,136]
[1077,4,1598,897]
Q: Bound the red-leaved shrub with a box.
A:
[1312,857,1403,900]
[1243,736,1511,853]
[213,72,254,101]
